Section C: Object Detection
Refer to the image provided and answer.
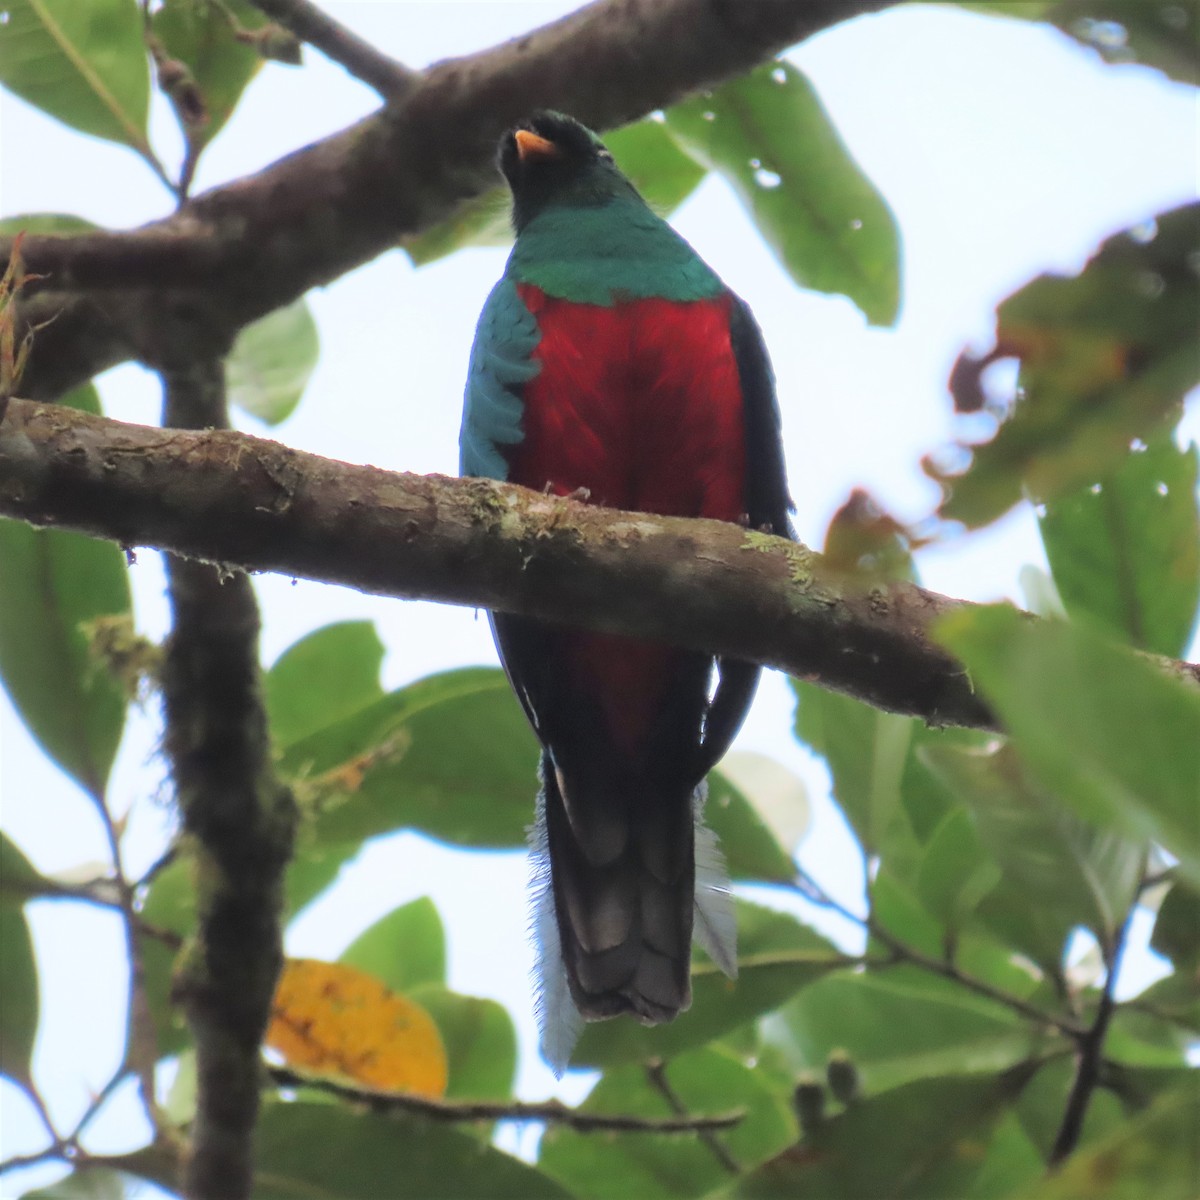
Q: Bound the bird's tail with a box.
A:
[530,756,737,1075]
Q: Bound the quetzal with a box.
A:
[460,112,792,1070]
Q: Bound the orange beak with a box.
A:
[514,129,559,162]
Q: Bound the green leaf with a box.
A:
[340,896,445,992]
[137,857,191,1057]
[1105,1064,1200,1111]
[0,213,101,237]
[965,1113,1044,1200]
[403,117,705,267]
[152,0,265,144]
[1150,881,1200,969]
[721,1073,1027,1200]
[273,668,538,916]
[0,833,39,1088]
[409,984,517,1101]
[21,1168,149,1199]
[1106,1004,1192,1067]
[285,668,539,851]
[402,187,512,267]
[604,118,707,215]
[1050,1,1200,86]
[871,869,1052,996]
[705,768,796,884]
[900,723,992,846]
[226,297,319,425]
[248,1099,573,1199]
[1018,1078,1200,1198]
[1126,970,1200,1037]
[920,741,1144,952]
[1039,436,1200,656]
[0,0,151,153]
[666,61,900,326]
[1014,1054,1126,1161]
[914,806,1003,935]
[937,606,1200,887]
[540,1046,793,1200]
[792,679,913,855]
[764,970,1047,1097]
[0,383,130,797]
[265,620,385,748]
[278,667,792,916]
[573,900,847,1069]
[930,202,1200,528]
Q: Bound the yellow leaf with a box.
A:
[267,958,447,1097]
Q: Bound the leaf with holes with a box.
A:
[930,202,1200,528]
[666,61,900,325]
[1040,435,1200,657]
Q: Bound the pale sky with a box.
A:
[1,2,1197,1189]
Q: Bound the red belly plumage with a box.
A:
[508,285,747,519]
[506,285,747,754]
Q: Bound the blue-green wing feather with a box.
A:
[460,277,541,480]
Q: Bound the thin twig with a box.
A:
[67,1068,132,1147]
[1049,908,1135,1166]
[244,0,417,97]
[0,1147,67,1177]
[645,1059,741,1174]
[267,1066,745,1133]
[87,785,162,1133]
[789,871,1088,1038]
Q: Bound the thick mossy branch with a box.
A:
[5,400,1195,725]
[159,367,296,1200]
[2,0,894,399]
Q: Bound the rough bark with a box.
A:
[3,400,1196,725]
[157,367,296,1200]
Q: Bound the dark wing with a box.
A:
[729,293,794,537]
[694,293,795,777]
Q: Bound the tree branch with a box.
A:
[245,0,418,97]
[267,1067,745,1133]
[3,0,896,399]
[157,365,297,1200]
[2,400,1197,729]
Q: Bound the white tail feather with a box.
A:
[528,778,582,1076]
[692,783,738,979]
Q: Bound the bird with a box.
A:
[460,111,792,1071]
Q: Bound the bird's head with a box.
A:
[498,111,639,233]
